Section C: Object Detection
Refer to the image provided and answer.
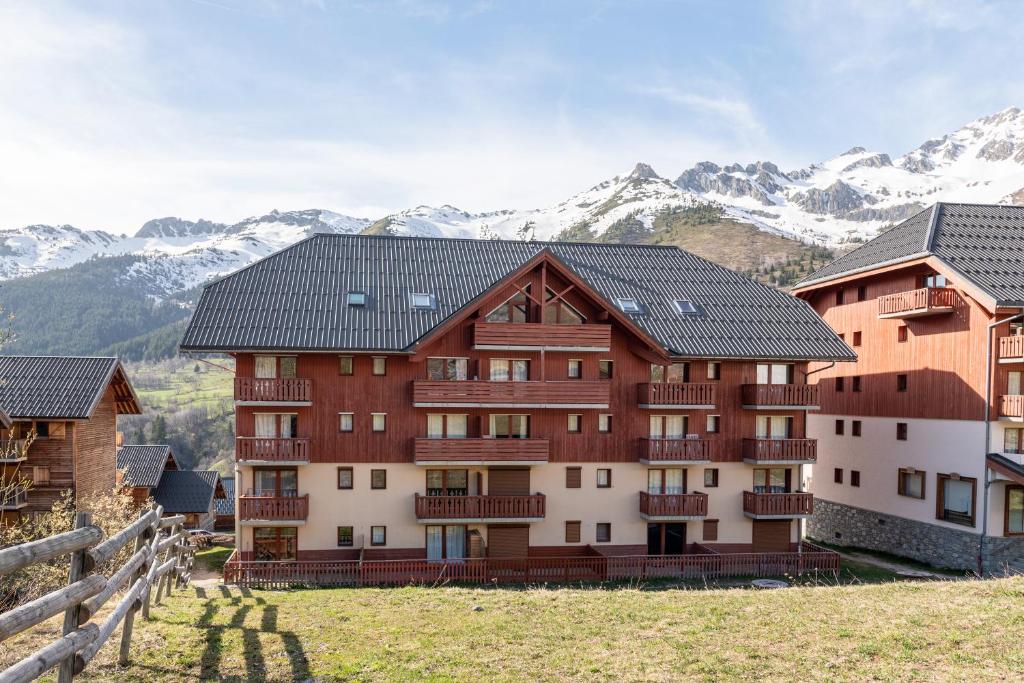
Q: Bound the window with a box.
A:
[372,413,387,432]
[755,415,792,439]
[857,285,867,302]
[370,469,387,489]
[834,468,844,484]
[756,363,794,384]
[852,420,862,437]
[426,525,468,560]
[490,414,530,438]
[897,374,908,392]
[595,523,611,543]
[1010,371,1023,396]
[1004,428,1024,454]
[565,467,582,488]
[852,376,862,392]
[279,357,297,378]
[490,358,529,382]
[835,377,845,392]
[852,331,862,347]
[598,414,612,433]
[427,414,468,439]
[347,291,366,306]
[426,469,468,496]
[543,287,585,324]
[897,423,908,441]
[936,473,976,526]
[702,519,719,542]
[674,299,698,314]
[568,359,582,379]
[647,468,685,494]
[410,292,435,309]
[34,422,50,439]
[650,415,688,439]
[255,413,297,438]
[32,466,50,485]
[898,468,925,499]
[337,467,353,489]
[427,358,468,381]
[337,526,354,547]
[339,413,354,433]
[486,289,529,323]
[851,471,861,487]
[253,468,297,496]
[255,355,277,378]
[898,325,909,343]
[253,527,297,561]
[706,415,720,433]
[616,297,640,313]
[598,360,613,379]
[836,289,844,305]
[753,468,790,493]
[371,526,387,546]
[339,356,354,375]
[707,362,721,380]
[922,272,948,288]
[596,469,612,488]
[835,419,845,436]
[1006,487,1024,535]
[567,414,582,433]
[565,521,581,543]
[703,468,719,488]
[372,357,387,376]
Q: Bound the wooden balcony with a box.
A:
[639,491,708,520]
[238,493,309,524]
[999,336,1024,363]
[1000,395,1024,420]
[877,287,956,319]
[414,438,549,465]
[742,438,817,464]
[412,380,609,408]
[236,437,310,464]
[637,383,716,409]
[0,487,28,510]
[234,377,312,405]
[743,491,813,519]
[473,322,611,352]
[741,384,819,410]
[0,439,29,463]
[639,438,718,464]
[414,494,546,522]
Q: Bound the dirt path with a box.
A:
[838,549,950,579]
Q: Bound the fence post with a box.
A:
[117,510,149,666]
[141,506,163,620]
[156,522,179,604]
[57,511,91,683]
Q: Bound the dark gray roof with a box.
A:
[215,477,234,516]
[988,453,1024,485]
[117,445,173,488]
[799,203,1024,305]
[181,234,853,361]
[0,356,141,419]
[153,470,221,514]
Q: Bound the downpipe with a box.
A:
[796,361,836,552]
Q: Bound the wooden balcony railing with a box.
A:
[413,380,609,407]
[236,437,310,463]
[743,491,813,518]
[639,491,708,518]
[239,494,309,521]
[741,384,819,409]
[742,438,817,463]
[234,377,312,403]
[637,383,717,408]
[414,494,546,520]
[877,287,956,318]
[1000,395,1024,419]
[0,486,28,509]
[999,336,1024,361]
[639,438,719,463]
[473,322,611,351]
[413,438,549,464]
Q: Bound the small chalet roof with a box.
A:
[181,234,853,361]
[215,477,234,516]
[797,203,1024,306]
[0,356,142,419]
[152,470,225,514]
[117,444,176,489]
[988,453,1024,486]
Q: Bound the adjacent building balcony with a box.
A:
[236,437,310,465]
[413,438,550,465]
[0,487,28,510]
[639,438,718,464]
[0,439,29,464]
[877,287,956,319]
[1000,395,1024,420]
[999,336,1024,363]
[414,493,546,523]
[742,438,817,464]
[472,322,611,352]
[637,383,716,409]
[742,491,813,519]
[638,491,708,520]
[741,384,820,410]
[412,380,609,409]
[238,493,309,525]
[234,377,313,405]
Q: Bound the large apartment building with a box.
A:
[793,203,1024,572]
[181,235,852,571]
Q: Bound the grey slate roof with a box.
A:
[117,445,173,488]
[153,470,222,514]
[215,477,234,516]
[799,203,1024,305]
[0,356,140,419]
[180,234,854,361]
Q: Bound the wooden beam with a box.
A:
[1,624,99,683]
[0,525,102,576]
[0,575,104,642]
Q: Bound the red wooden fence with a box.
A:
[234,377,312,402]
[640,438,719,462]
[877,287,956,316]
[236,437,310,463]
[413,380,609,406]
[638,491,708,517]
[741,438,817,462]
[637,383,717,406]
[742,491,814,517]
[414,494,546,520]
[740,384,819,407]
[238,494,309,521]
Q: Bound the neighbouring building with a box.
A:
[117,444,179,506]
[215,476,235,531]
[0,356,142,523]
[793,203,1024,572]
[152,470,227,530]
[180,235,852,571]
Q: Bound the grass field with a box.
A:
[128,358,234,413]
[8,575,1021,682]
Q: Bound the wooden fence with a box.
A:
[0,505,196,683]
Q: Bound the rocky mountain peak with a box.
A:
[627,162,661,180]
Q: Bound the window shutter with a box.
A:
[565,521,581,543]
[565,467,582,489]
[702,519,719,542]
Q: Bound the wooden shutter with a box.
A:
[565,467,582,489]
[565,521,581,543]
[488,469,530,495]
[752,520,791,553]
[487,524,529,557]
[702,519,718,542]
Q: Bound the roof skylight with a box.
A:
[347,291,367,306]
[674,299,699,314]
[616,297,641,313]
[410,293,435,309]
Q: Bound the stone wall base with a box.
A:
[807,498,1024,574]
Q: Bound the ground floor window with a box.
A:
[253,527,297,561]
[426,525,467,560]
[897,468,925,499]
[936,473,976,527]
[1007,487,1024,535]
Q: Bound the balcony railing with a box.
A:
[236,437,310,463]
[637,383,716,408]
[239,493,309,522]
[1000,395,1024,419]
[413,438,549,464]
[742,438,817,464]
[473,322,611,351]
[743,491,813,518]
[999,336,1024,362]
[0,487,28,509]
[0,439,29,463]
[877,287,956,318]
[235,377,312,403]
[741,384,819,409]
[639,491,708,519]
[412,380,609,408]
[414,494,546,521]
[639,438,718,463]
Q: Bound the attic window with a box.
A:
[674,300,699,315]
[616,297,641,313]
[347,291,366,307]
[410,293,435,309]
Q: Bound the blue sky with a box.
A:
[1,0,1022,233]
